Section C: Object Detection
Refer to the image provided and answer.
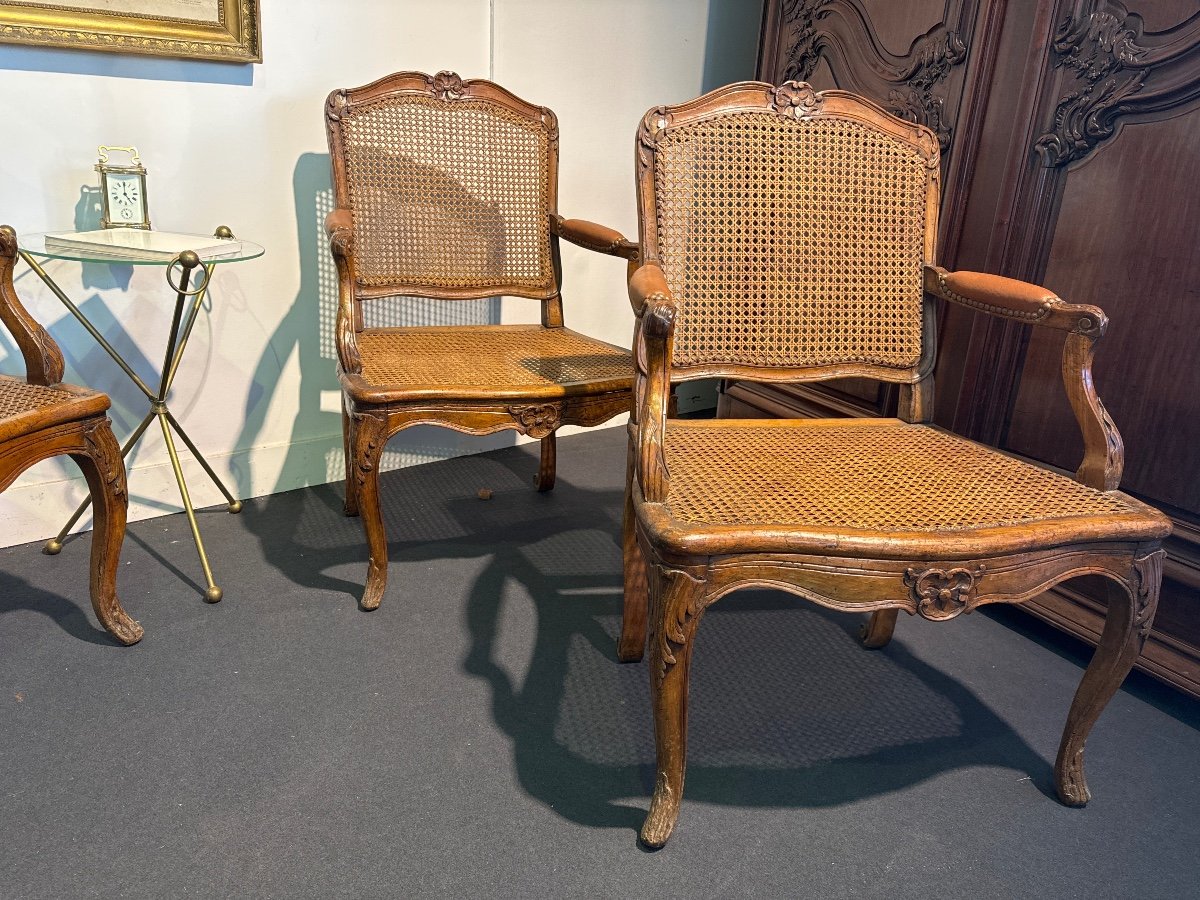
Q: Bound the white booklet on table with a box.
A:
[43,229,244,262]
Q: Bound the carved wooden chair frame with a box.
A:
[325,71,637,610]
[620,82,1170,847]
[0,226,141,645]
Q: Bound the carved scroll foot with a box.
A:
[640,562,707,848]
[618,440,647,662]
[1054,551,1162,806]
[350,410,388,610]
[342,403,359,517]
[859,609,898,649]
[74,419,142,645]
[641,772,682,850]
[361,557,387,612]
[535,433,556,493]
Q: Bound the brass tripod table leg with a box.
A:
[157,406,222,603]
[163,410,241,513]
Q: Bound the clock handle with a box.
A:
[97,145,141,166]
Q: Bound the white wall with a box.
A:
[0,0,757,548]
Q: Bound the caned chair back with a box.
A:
[635,82,941,382]
[326,71,559,301]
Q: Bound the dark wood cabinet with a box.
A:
[725,0,1200,696]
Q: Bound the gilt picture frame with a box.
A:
[0,0,261,63]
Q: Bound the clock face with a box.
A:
[105,172,146,225]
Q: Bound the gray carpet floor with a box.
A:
[2,427,1198,899]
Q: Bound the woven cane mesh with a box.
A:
[0,379,74,422]
[357,327,631,388]
[653,111,928,370]
[339,94,552,292]
[662,423,1134,532]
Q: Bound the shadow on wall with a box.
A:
[231,152,509,506]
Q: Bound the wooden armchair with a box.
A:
[324,72,636,610]
[0,226,141,645]
[621,83,1171,847]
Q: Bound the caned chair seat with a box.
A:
[349,325,632,401]
[641,419,1169,556]
[0,375,110,437]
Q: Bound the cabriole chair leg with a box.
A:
[619,441,648,662]
[1054,551,1162,805]
[860,609,898,649]
[641,563,707,849]
[342,403,359,517]
[349,411,389,610]
[73,420,142,645]
[535,432,556,492]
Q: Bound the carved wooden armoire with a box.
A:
[720,0,1200,696]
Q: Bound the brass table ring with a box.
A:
[165,252,212,296]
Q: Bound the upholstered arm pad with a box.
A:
[325,208,354,257]
[628,261,674,316]
[925,265,1107,336]
[551,215,639,261]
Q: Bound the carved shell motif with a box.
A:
[429,70,466,100]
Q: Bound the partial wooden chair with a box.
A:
[324,71,636,609]
[0,225,141,645]
[621,82,1171,847]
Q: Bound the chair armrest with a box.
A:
[551,214,639,262]
[0,225,64,386]
[325,208,354,258]
[628,260,673,315]
[925,265,1106,334]
[322,209,361,374]
[925,264,1122,490]
[631,263,675,503]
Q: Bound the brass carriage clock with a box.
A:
[96,146,150,230]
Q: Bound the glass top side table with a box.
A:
[18,228,265,603]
